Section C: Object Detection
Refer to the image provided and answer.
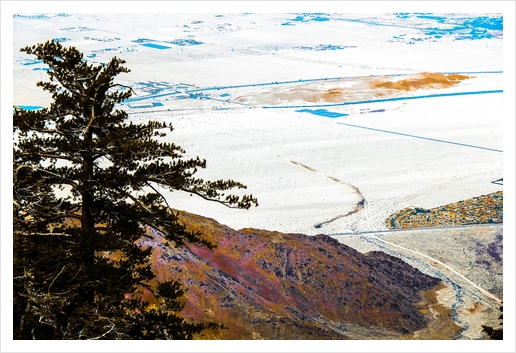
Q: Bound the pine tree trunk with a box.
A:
[81,109,96,303]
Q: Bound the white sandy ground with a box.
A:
[12,13,505,236]
[141,90,503,236]
[5,8,516,351]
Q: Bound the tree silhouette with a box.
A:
[13,40,258,339]
[482,303,503,340]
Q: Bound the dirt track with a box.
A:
[333,224,503,339]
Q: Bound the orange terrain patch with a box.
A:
[371,72,471,91]
[321,88,345,102]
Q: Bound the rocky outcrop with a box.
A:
[138,211,447,339]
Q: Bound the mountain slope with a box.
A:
[137,211,457,339]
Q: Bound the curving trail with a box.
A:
[368,234,501,303]
[277,155,367,228]
[333,231,502,306]
[329,222,502,236]
[334,230,503,339]
[356,234,469,337]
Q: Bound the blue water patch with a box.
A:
[18,58,43,66]
[220,93,230,97]
[189,92,211,100]
[465,16,503,30]
[415,14,448,23]
[54,37,70,42]
[290,13,331,23]
[141,43,171,50]
[165,39,203,46]
[292,15,307,22]
[33,67,53,71]
[296,109,348,118]
[312,16,330,22]
[338,14,502,42]
[370,109,385,113]
[320,44,353,50]
[281,22,294,26]
[16,105,44,111]
[417,15,503,41]
[132,38,153,43]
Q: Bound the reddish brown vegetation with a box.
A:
[135,211,451,339]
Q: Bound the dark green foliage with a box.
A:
[482,325,503,340]
[13,40,257,339]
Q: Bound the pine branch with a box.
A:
[22,126,66,136]
[145,181,172,210]
[47,265,67,296]
[32,168,81,191]
[19,152,82,164]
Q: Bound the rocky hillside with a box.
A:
[137,211,458,339]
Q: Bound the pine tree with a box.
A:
[482,304,503,340]
[13,40,258,340]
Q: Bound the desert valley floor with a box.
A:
[7,8,515,349]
